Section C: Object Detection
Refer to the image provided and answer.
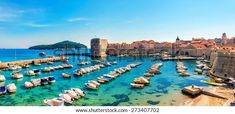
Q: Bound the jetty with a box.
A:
[161,56,197,61]
[182,85,227,99]
[0,56,68,69]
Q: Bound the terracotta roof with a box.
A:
[190,43,207,49]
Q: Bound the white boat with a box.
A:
[59,93,73,104]
[85,83,98,90]
[8,65,22,71]
[0,75,6,82]
[24,81,34,88]
[71,88,86,97]
[88,80,100,86]
[6,83,17,93]
[11,71,23,79]
[64,90,80,100]
[44,98,64,106]
[25,70,36,76]
[31,79,41,86]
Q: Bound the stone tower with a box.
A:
[221,33,228,45]
[176,36,180,44]
[90,38,108,57]
[210,50,235,79]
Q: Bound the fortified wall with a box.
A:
[90,38,108,58]
[210,50,235,79]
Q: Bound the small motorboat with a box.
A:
[22,64,30,68]
[77,61,89,66]
[11,71,23,79]
[31,79,41,87]
[48,76,56,84]
[41,78,49,86]
[33,69,41,75]
[0,75,6,82]
[73,70,83,76]
[88,80,100,86]
[71,88,86,97]
[41,67,51,72]
[44,98,64,106]
[134,77,149,84]
[64,90,80,100]
[130,83,145,88]
[6,83,17,93]
[24,81,34,88]
[144,72,154,77]
[179,72,190,77]
[25,70,36,76]
[0,86,6,95]
[85,83,98,90]
[200,80,225,86]
[59,93,73,104]
[62,73,71,78]
[8,65,22,71]
[62,64,73,68]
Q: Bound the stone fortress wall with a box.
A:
[210,50,235,79]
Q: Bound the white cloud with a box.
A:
[25,23,50,28]
[67,17,91,22]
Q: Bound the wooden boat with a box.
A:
[134,77,149,84]
[62,73,71,78]
[179,72,190,77]
[44,98,64,106]
[130,83,145,88]
[6,83,17,93]
[200,80,225,86]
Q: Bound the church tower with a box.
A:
[221,33,228,45]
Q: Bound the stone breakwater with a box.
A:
[210,50,235,79]
[0,56,66,69]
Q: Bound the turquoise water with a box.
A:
[0,49,209,106]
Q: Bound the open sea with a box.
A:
[0,49,209,106]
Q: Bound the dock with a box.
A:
[182,85,203,97]
[161,57,197,61]
[0,56,68,69]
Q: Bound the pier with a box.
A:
[0,56,67,69]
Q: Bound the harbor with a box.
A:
[0,49,234,106]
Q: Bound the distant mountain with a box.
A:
[29,40,87,50]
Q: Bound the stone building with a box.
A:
[90,38,108,57]
[210,49,235,79]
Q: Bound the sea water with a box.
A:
[0,49,209,106]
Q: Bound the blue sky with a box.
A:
[0,0,235,48]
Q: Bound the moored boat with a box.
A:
[44,98,64,106]
[62,73,71,78]
[6,83,17,93]
[24,81,34,88]
[0,75,6,82]
[85,83,98,90]
[130,83,145,88]
[71,88,86,97]
[0,86,6,95]
[48,76,56,84]
[200,80,225,86]
[64,90,80,100]
[11,71,23,79]
[59,93,73,104]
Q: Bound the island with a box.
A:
[29,40,87,50]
